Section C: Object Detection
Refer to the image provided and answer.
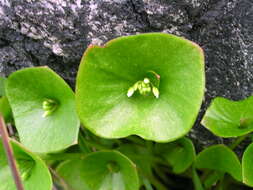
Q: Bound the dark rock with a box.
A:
[189,0,253,151]
[0,0,252,151]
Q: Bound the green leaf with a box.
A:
[57,150,139,190]
[118,143,163,189]
[6,67,80,153]
[242,142,253,186]
[118,143,153,177]
[203,171,224,189]
[0,96,13,123]
[0,138,52,190]
[195,145,242,181]
[0,76,6,97]
[201,96,253,137]
[155,137,196,174]
[76,33,205,142]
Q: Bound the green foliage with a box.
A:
[0,139,52,190]
[6,67,80,153]
[118,143,153,177]
[0,77,13,123]
[202,96,253,137]
[242,142,253,187]
[155,137,196,174]
[76,33,205,142]
[0,76,6,97]
[1,33,253,190]
[195,145,242,181]
[56,151,139,190]
[0,96,12,123]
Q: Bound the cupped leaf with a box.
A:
[57,150,139,190]
[155,137,196,174]
[76,33,205,142]
[195,145,242,181]
[242,142,253,186]
[6,67,80,153]
[0,138,52,190]
[201,96,253,137]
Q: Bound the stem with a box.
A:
[148,175,168,190]
[40,153,86,161]
[0,116,24,190]
[78,133,92,154]
[49,167,74,190]
[85,139,109,150]
[214,175,224,190]
[137,164,169,190]
[153,166,174,185]
[229,134,250,150]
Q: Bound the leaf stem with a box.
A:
[229,134,250,150]
[153,166,174,185]
[0,116,24,190]
[85,139,110,150]
[148,175,168,190]
[40,153,86,161]
[49,167,74,190]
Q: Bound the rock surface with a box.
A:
[0,0,252,151]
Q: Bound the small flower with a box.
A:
[152,87,159,98]
[42,99,58,117]
[127,87,135,97]
[127,73,160,98]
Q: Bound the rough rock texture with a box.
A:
[0,0,253,151]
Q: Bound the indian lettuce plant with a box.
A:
[0,33,252,190]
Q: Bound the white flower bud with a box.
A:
[152,87,159,98]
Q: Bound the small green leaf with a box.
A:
[118,143,153,177]
[6,67,80,153]
[76,33,205,142]
[0,138,52,190]
[195,145,242,181]
[0,76,6,97]
[155,137,196,174]
[0,96,13,123]
[242,142,253,186]
[201,96,253,137]
[203,171,224,189]
[57,151,139,190]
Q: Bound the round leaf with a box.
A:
[155,137,196,174]
[57,150,139,190]
[242,142,253,186]
[76,33,205,142]
[201,96,253,137]
[195,145,242,181]
[6,67,80,153]
[0,139,52,190]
